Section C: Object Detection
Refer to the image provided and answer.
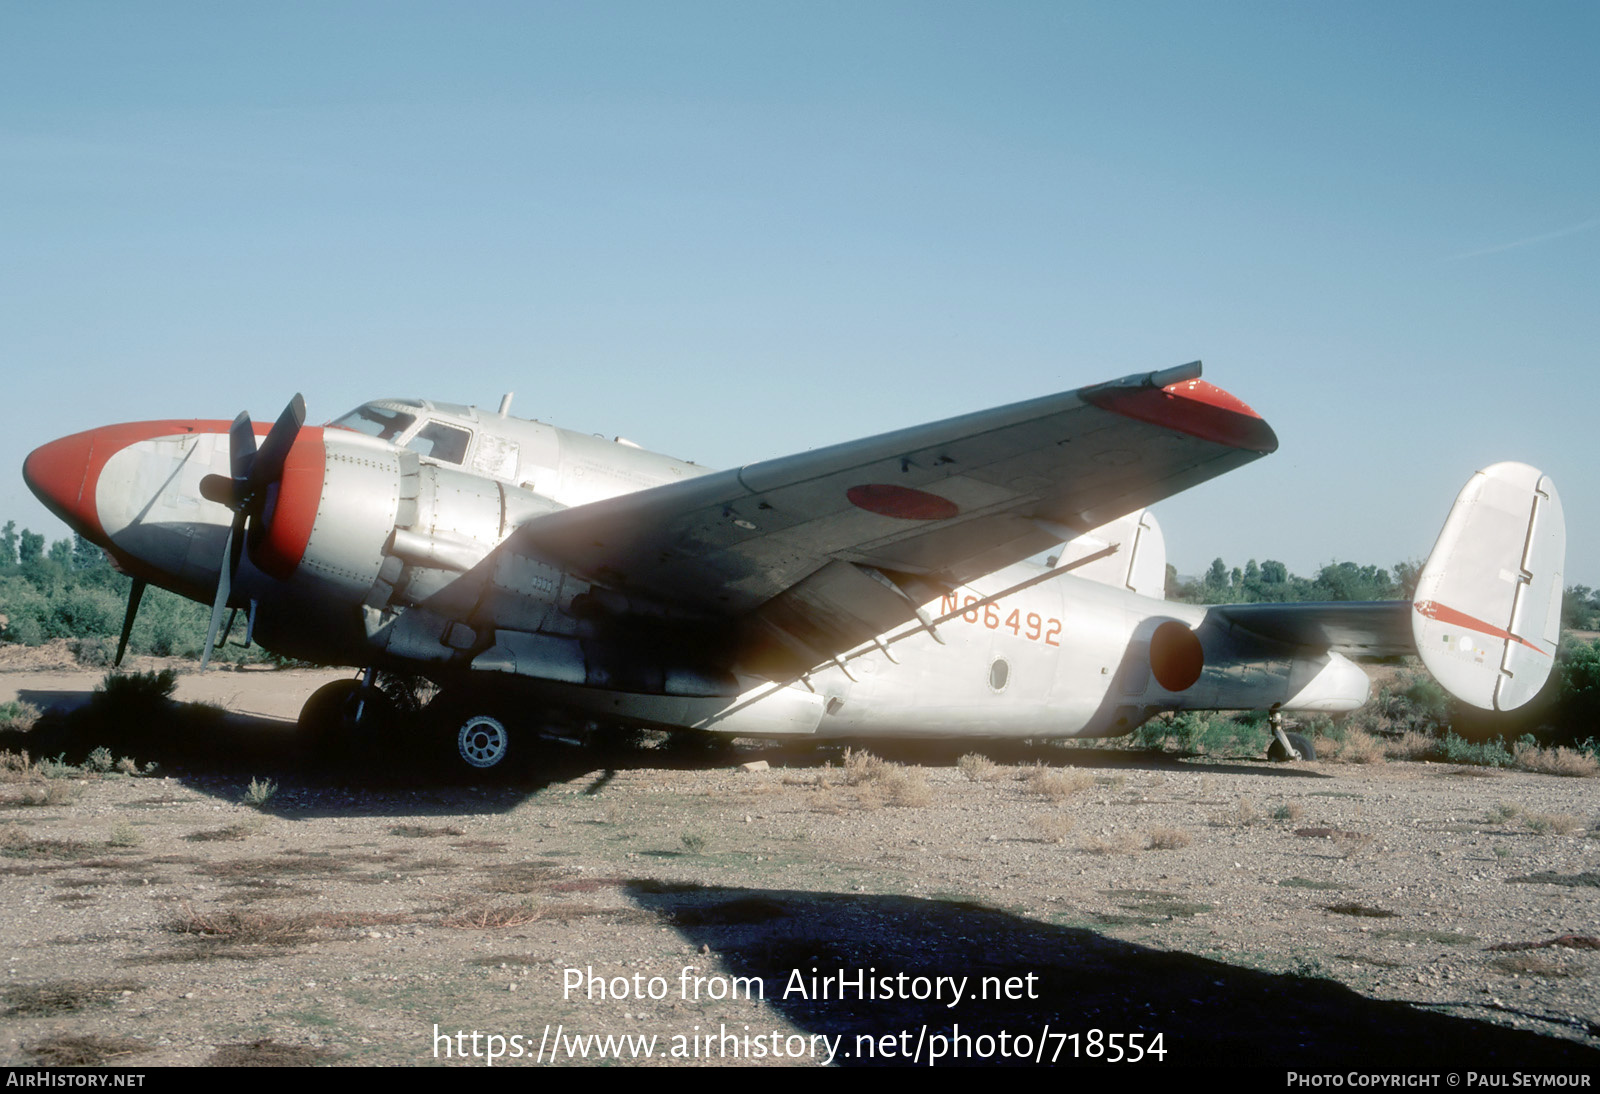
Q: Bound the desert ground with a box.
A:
[0,656,1596,1070]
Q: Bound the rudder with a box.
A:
[1412,462,1564,711]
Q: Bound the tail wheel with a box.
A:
[457,714,511,770]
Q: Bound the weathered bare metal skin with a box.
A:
[21,367,1564,761]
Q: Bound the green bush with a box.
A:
[1136,711,1270,757]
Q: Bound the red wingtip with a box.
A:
[1085,378,1278,453]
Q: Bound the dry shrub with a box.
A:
[1486,801,1523,824]
[1514,743,1599,778]
[1488,953,1585,978]
[1025,764,1091,801]
[1487,934,1600,952]
[389,824,466,838]
[1146,827,1192,850]
[476,862,567,894]
[1231,797,1258,827]
[169,906,411,943]
[441,901,542,929]
[1325,902,1397,918]
[1524,813,1583,836]
[830,749,931,807]
[1080,832,1139,855]
[841,748,885,785]
[2,781,80,808]
[25,1035,150,1066]
[0,703,40,733]
[1032,812,1075,843]
[879,765,931,807]
[207,1039,336,1067]
[809,785,845,815]
[1273,802,1304,822]
[0,826,94,860]
[184,823,259,843]
[5,981,143,1017]
[1386,730,1436,760]
[957,753,1000,782]
[168,907,314,945]
[1334,730,1386,765]
[0,750,39,781]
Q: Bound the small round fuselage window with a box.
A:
[989,658,1010,692]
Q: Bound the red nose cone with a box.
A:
[23,419,238,547]
[23,430,103,540]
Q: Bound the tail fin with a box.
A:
[1055,509,1167,599]
[1412,462,1564,711]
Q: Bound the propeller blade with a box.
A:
[114,578,146,668]
[244,394,305,498]
[200,514,245,672]
[228,411,257,485]
[202,395,305,671]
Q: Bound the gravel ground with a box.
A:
[0,663,1597,1070]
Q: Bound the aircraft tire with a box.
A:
[1267,731,1317,762]
[298,679,393,761]
[442,705,513,773]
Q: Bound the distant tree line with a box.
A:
[2,518,1596,663]
[1165,554,1600,632]
[1164,557,1418,605]
[0,521,268,663]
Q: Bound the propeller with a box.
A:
[197,394,305,670]
[113,578,145,668]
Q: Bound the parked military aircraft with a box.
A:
[22,363,1565,773]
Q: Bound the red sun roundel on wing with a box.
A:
[846,484,960,520]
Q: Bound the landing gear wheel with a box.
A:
[456,714,511,770]
[1267,731,1316,762]
[297,678,394,760]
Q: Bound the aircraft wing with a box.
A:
[498,362,1278,676]
[1203,601,1415,657]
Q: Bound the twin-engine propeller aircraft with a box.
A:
[23,363,1565,774]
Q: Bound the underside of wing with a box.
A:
[1204,601,1416,657]
[496,362,1277,677]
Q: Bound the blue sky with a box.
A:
[3,1,1595,586]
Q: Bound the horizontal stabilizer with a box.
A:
[1412,463,1564,711]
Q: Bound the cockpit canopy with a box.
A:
[329,399,514,479]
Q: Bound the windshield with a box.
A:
[330,404,417,441]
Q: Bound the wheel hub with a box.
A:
[457,715,509,769]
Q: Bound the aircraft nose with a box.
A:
[23,430,104,539]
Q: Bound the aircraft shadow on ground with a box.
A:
[4,690,1329,819]
[626,881,1600,1069]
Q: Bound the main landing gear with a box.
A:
[1266,710,1316,762]
[294,672,525,776]
[297,671,397,759]
[427,692,522,775]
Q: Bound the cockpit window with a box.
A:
[331,405,416,441]
[406,421,471,465]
